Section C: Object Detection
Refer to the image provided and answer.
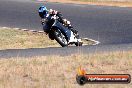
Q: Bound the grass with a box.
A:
[0,27,95,50]
[71,0,100,2]
[0,51,131,88]
[71,0,132,2]
[0,27,59,50]
[0,28,131,87]
[46,0,132,7]
[64,0,132,2]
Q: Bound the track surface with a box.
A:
[0,44,131,58]
[0,0,132,57]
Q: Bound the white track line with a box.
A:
[38,31,44,33]
[2,27,10,29]
[1,26,100,46]
[21,29,29,31]
[82,38,100,45]
[1,26,45,34]
[29,30,37,32]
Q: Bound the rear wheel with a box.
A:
[54,29,68,47]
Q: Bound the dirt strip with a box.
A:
[39,0,132,7]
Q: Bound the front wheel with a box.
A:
[53,29,68,47]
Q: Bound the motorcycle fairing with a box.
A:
[51,20,71,41]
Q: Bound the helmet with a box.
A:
[38,6,48,18]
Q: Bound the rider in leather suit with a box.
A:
[38,6,79,37]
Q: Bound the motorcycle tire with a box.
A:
[53,29,68,47]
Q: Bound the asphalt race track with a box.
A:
[0,0,132,57]
[0,44,131,58]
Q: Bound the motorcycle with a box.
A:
[42,16,83,47]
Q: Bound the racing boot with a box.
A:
[68,26,79,39]
[68,26,83,45]
[68,32,83,45]
[68,31,78,44]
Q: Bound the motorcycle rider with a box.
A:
[38,6,79,38]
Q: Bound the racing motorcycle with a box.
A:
[42,15,83,47]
